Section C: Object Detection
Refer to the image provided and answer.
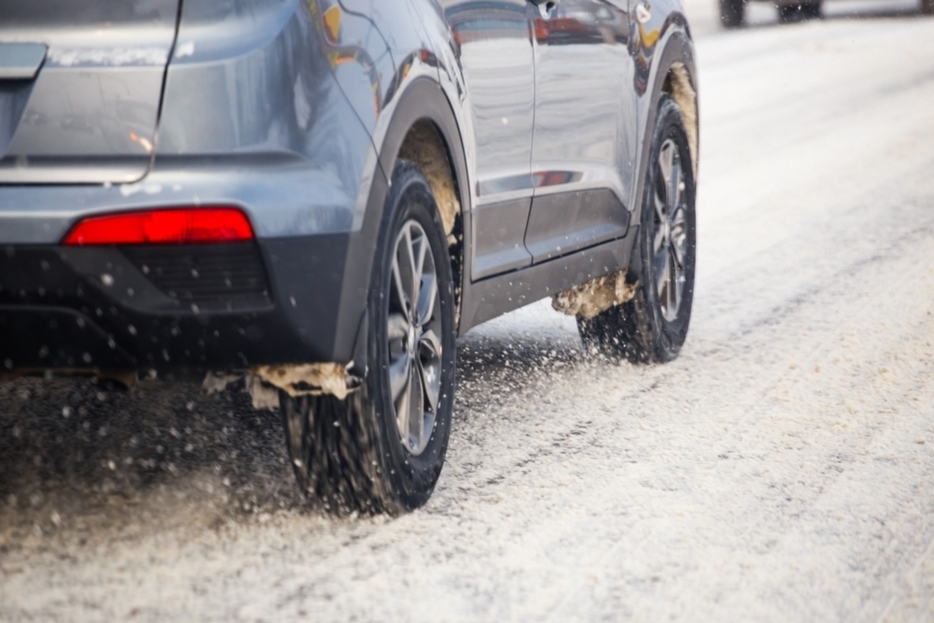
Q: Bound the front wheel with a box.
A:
[578,95,697,364]
[280,161,457,514]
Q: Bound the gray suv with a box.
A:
[0,0,698,513]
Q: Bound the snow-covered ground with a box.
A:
[3,11,934,623]
[683,0,925,35]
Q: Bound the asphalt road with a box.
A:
[3,9,934,622]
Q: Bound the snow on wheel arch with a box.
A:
[666,62,699,177]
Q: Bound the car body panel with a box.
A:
[526,0,637,264]
[436,0,537,281]
[0,234,353,369]
[0,0,181,184]
[157,0,379,238]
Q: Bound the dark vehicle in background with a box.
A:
[719,0,934,28]
[0,0,698,513]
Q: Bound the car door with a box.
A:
[524,0,636,264]
[438,0,537,280]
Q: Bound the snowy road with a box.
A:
[4,12,934,623]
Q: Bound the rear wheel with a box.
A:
[280,161,456,514]
[719,0,746,27]
[578,95,696,364]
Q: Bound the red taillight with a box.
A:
[63,208,254,246]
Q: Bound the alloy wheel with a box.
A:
[652,138,689,323]
[387,220,443,456]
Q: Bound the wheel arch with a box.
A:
[661,62,699,178]
[348,78,471,354]
[630,32,698,231]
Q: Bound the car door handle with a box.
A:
[0,43,47,81]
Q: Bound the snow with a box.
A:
[174,42,196,60]
[118,182,163,198]
[3,10,934,623]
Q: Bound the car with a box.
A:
[0,0,698,514]
[719,0,934,28]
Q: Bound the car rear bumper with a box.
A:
[0,233,367,373]
[0,146,385,374]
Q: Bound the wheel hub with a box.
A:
[406,323,416,355]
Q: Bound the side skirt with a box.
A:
[457,227,639,335]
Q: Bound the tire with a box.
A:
[577,95,696,364]
[778,4,797,21]
[922,0,934,15]
[779,2,820,21]
[280,160,457,515]
[719,0,745,28]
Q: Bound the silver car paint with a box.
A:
[156,0,380,237]
[0,0,180,184]
[0,0,381,242]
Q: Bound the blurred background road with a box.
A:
[3,5,934,622]
[684,0,924,34]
